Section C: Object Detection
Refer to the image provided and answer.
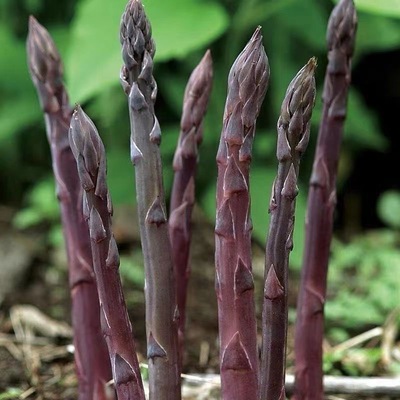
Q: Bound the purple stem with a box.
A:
[27,17,113,400]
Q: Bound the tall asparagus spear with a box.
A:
[120,1,181,398]
[27,17,112,400]
[215,27,269,400]
[69,106,145,400]
[260,58,316,400]
[169,50,213,364]
[293,2,357,399]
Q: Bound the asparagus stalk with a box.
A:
[215,27,269,400]
[69,106,145,400]
[169,50,213,364]
[27,17,112,400]
[260,58,316,400]
[120,1,181,398]
[293,2,357,399]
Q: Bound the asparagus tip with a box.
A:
[278,59,316,157]
[202,49,213,66]
[306,56,318,71]
[120,0,155,84]
[27,15,60,83]
[252,25,262,40]
[28,15,38,28]
[327,0,357,52]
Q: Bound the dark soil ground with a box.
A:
[0,205,397,399]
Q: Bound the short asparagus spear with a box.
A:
[215,27,269,400]
[169,50,213,364]
[69,106,145,400]
[27,17,112,400]
[120,1,181,398]
[260,58,316,400]
[293,2,357,399]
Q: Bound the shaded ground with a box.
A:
[0,205,398,399]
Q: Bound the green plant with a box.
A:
[327,231,400,328]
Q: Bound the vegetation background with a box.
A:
[1,0,400,381]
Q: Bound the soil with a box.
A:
[0,206,396,399]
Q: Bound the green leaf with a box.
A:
[106,148,136,205]
[0,389,23,400]
[119,256,145,286]
[275,0,326,51]
[349,0,400,19]
[328,230,400,328]
[13,177,59,229]
[66,0,229,101]
[267,23,298,118]
[355,13,400,55]
[377,191,400,228]
[0,26,32,93]
[0,93,41,142]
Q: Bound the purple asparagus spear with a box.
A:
[69,106,146,400]
[169,50,213,364]
[215,27,269,400]
[260,58,316,400]
[27,17,113,400]
[293,1,357,399]
[120,1,181,398]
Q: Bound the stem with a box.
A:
[27,17,112,400]
[260,58,316,400]
[215,27,269,400]
[169,50,213,366]
[69,106,145,400]
[120,1,181,398]
[293,1,357,399]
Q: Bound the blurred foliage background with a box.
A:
[1,0,400,374]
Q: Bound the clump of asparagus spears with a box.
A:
[27,17,112,400]
[25,0,360,398]
[260,58,316,400]
[120,1,181,398]
[293,1,357,399]
[69,106,145,400]
[169,50,213,364]
[215,27,269,400]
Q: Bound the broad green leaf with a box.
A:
[377,190,400,228]
[275,0,326,51]
[106,147,136,205]
[0,26,31,92]
[66,0,229,101]
[335,0,400,19]
[355,13,400,55]
[267,23,297,118]
[0,93,41,142]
